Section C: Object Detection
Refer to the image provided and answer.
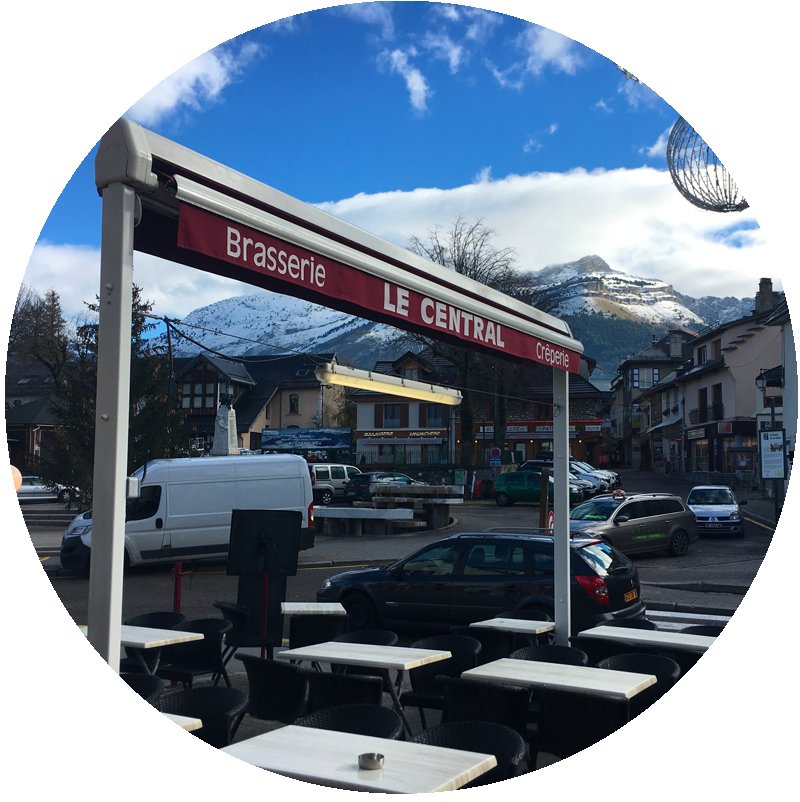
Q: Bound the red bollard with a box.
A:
[171,562,195,613]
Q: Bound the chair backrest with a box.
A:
[301,668,384,713]
[408,635,482,693]
[602,618,658,630]
[156,687,249,748]
[124,611,187,629]
[509,645,589,666]
[410,721,526,786]
[450,626,512,664]
[495,609,552,622]
[213,601,251,648]
[680,624,724,636]
[288,614,348,649]
[595,652,681,715]
[235,655,309,724]
[120,672,166,703]
[332,629,399,646]
[439,676,531,738]
[295,703,403,740]
[168,618,232,669]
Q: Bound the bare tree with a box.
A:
[8,285,70,380]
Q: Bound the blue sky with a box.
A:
[28,3,769,321]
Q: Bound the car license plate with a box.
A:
[624,589,638,602]
[706,523,723,528]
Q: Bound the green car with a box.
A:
[494,470,584,507]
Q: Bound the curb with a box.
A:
[641,580,750,595]
[645,600,741,616]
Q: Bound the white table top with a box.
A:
[462,658,657,700]
[79,624,204,649]
[470,618,556,636]
[163,713,203,732]
[277,641,452,671]
[221,725,496,792]
[280,602,347,616]
[576,625,716,654]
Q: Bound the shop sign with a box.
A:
[687,428,706,440]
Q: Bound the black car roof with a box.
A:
[445,531,602,549]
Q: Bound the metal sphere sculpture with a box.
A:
[666,117,749,212]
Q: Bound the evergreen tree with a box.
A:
[40,285,189,508]
[8,285,70,378]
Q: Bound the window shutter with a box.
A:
[399,404,409,428]
[418,404,428,427]
[374,404,384,428]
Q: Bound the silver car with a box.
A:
[17,475,74,503]
[569,491,699,557]
[686,485,746,537]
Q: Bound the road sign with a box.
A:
[547,511,555,529]
[675,436,682,443]
[490,447,501,459]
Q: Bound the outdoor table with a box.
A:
[462,657,656,700]
[277,641,452,734]
[221,724,496,792]
[469,618,556,636]
[575,625,716,655]
[163,713,203,732]
[280,602,347,616]
[79,624,204,675]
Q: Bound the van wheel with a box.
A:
[668,529,690,557]
[496,492,513,507]
[320,489,333,505]
[343,593,378,630]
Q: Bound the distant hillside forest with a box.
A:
[563,313,668,388]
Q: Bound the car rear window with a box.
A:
[349,474,374,485]
[576,542,634,576]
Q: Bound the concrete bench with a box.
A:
[314,506,415,536]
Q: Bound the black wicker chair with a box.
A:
[449,625,513,665]
[596,652,682,717]
[680,624,724,636]
[213,602,274,678]
[120,672,166,704]
[411,721,527,787]
[288,613,348,650]
[119,611,187,674]
[509,645,589,666]
[439,676,531,740]
[399,635,482,730]
[601,617,658,630]
[330,629,400,688]
[156,686,249,748]
[301,667,384,714]
[235,655,309,724]
[155,618,232,690]
[494,608,555,648]
[295,703,404,740]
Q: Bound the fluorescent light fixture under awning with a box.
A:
[314,362,462,405]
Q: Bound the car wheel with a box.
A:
[342,593,379,630]
[496,492,513,507]
[58,489,72,503]
[668,529,690,557]
[320,489,333,505]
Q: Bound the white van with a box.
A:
[59,454,314,571]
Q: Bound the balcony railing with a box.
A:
[688,403,724,425]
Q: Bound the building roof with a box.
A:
[5,396,58,426]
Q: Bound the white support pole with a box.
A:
[86,182,135,671]
[552,368,571,646]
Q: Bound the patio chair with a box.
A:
[680,624,725,636]
[411,721,527,787]
[212,601,273,682]
[602,617,658,630]
[120,672,166,704]
[449,625,513,665]
[301,668,384,714]
[330,629,400,688]
[509,645,589,666]
[155,618,232,690]
[295,703,403,740]
[156,686,249,748]
[596,652,682,717]
[288,613,347,650]
[119,611,187,674]
[494,608,555,648]
[235,655,309,725]
[399,634,482,730]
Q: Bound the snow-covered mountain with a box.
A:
[152,256,755,365]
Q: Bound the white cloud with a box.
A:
[473,166,493,183]
[337,2,395,40]
[463,8,503,42]
[381,49,432,112]
[595,99,612,113]
[618,77,662,109]
[523,138,541,153]
[548,123,558,135]
[126,41,260,125]
[641,126,673,159]
[433,4,461,23]
[421,32,464,73]
[517,24,583,76]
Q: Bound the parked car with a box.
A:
[308,463,362,505]
[569,491,699,557]
[520,459,612,493]
[494,470,584,507]
[342,471,426,504]
[16,475,75,503]
[316,531,646,633]
[570,459,621,488]
[686,485,747,537]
